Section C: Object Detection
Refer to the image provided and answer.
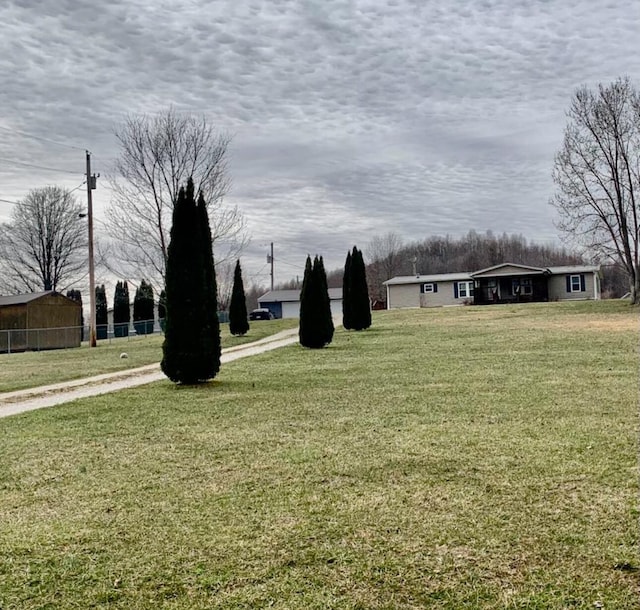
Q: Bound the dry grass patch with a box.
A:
[0,301,637,609]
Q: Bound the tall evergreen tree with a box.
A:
[299,254,333,349]
[342,249,353,330]
[161,179,220,383]
[350,247,372,330]
[66,289,84,340]
[95,284,108,340]
[299,255,316,347]
[113,280,130,337]
[316,256,334,344]
[196,190,221,378]
[158,289,166,331]
[229,260,249,336]
[133,280,155,335]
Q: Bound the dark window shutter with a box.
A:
[566,276,571,292]
[454,283,459,298]
[580,274,585,291]
[433,283,438,293]
[420,283,424,294]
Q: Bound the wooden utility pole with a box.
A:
[86,150,97,347]
[268,242,274,290]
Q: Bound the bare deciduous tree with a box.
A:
[215,260,235,311]
[551,77,640,303]
[105,108,248,286]
[365,231,405,303]
[0,186,87,294]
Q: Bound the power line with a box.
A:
[69,180,87,193]
[0,157,81,175]
[0,124,86,151]
[0,157,82,175]
[0,181,87,206]
[277,258,303,269]
[249,263,269,278]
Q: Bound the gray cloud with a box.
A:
[1,0,640,285]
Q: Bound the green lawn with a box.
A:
[0,318,297,393]
[0,301,638,609]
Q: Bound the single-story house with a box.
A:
[258,288,343,319]
[384,263,601,309]
[0,291,82,353]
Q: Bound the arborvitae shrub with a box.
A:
[158,289,166,332]
[66,289,84,341]
[133,280,155,335]
[95,285,108,340]
[342,249,353,330]
[229,260,250,336]
[161,179,221,383]
[299,254,333,349]
[113,281,130,337]
[316,255,334,345]
[350,247,372,330]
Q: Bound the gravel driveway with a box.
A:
[0,328,300,419]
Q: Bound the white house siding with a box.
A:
[281,302,300,319]
[330,300,342,318]
[548,272,597,301]
[388,284,420,308]
[268,299,342,319]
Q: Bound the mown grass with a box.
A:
[0,318,297,393]
[0,301,638,609]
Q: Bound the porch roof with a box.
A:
[470,263,548,278]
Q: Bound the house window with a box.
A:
[570,274,582,292]
[456,281,474,299]
[423,283,435,293]
[512,278,533,296]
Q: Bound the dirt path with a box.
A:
[0,327,300,419]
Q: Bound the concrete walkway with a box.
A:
[0,327,300,419]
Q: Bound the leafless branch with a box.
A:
[551,77,640,302]
[0,186,87,294]
[105,108,248,286]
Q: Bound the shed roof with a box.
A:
[259,288,343,302]
[0,291,58,307]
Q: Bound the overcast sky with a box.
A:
[1,0,640,288]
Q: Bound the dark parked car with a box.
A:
[249,308,274,321]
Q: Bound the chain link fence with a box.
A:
[0,319,162,354]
